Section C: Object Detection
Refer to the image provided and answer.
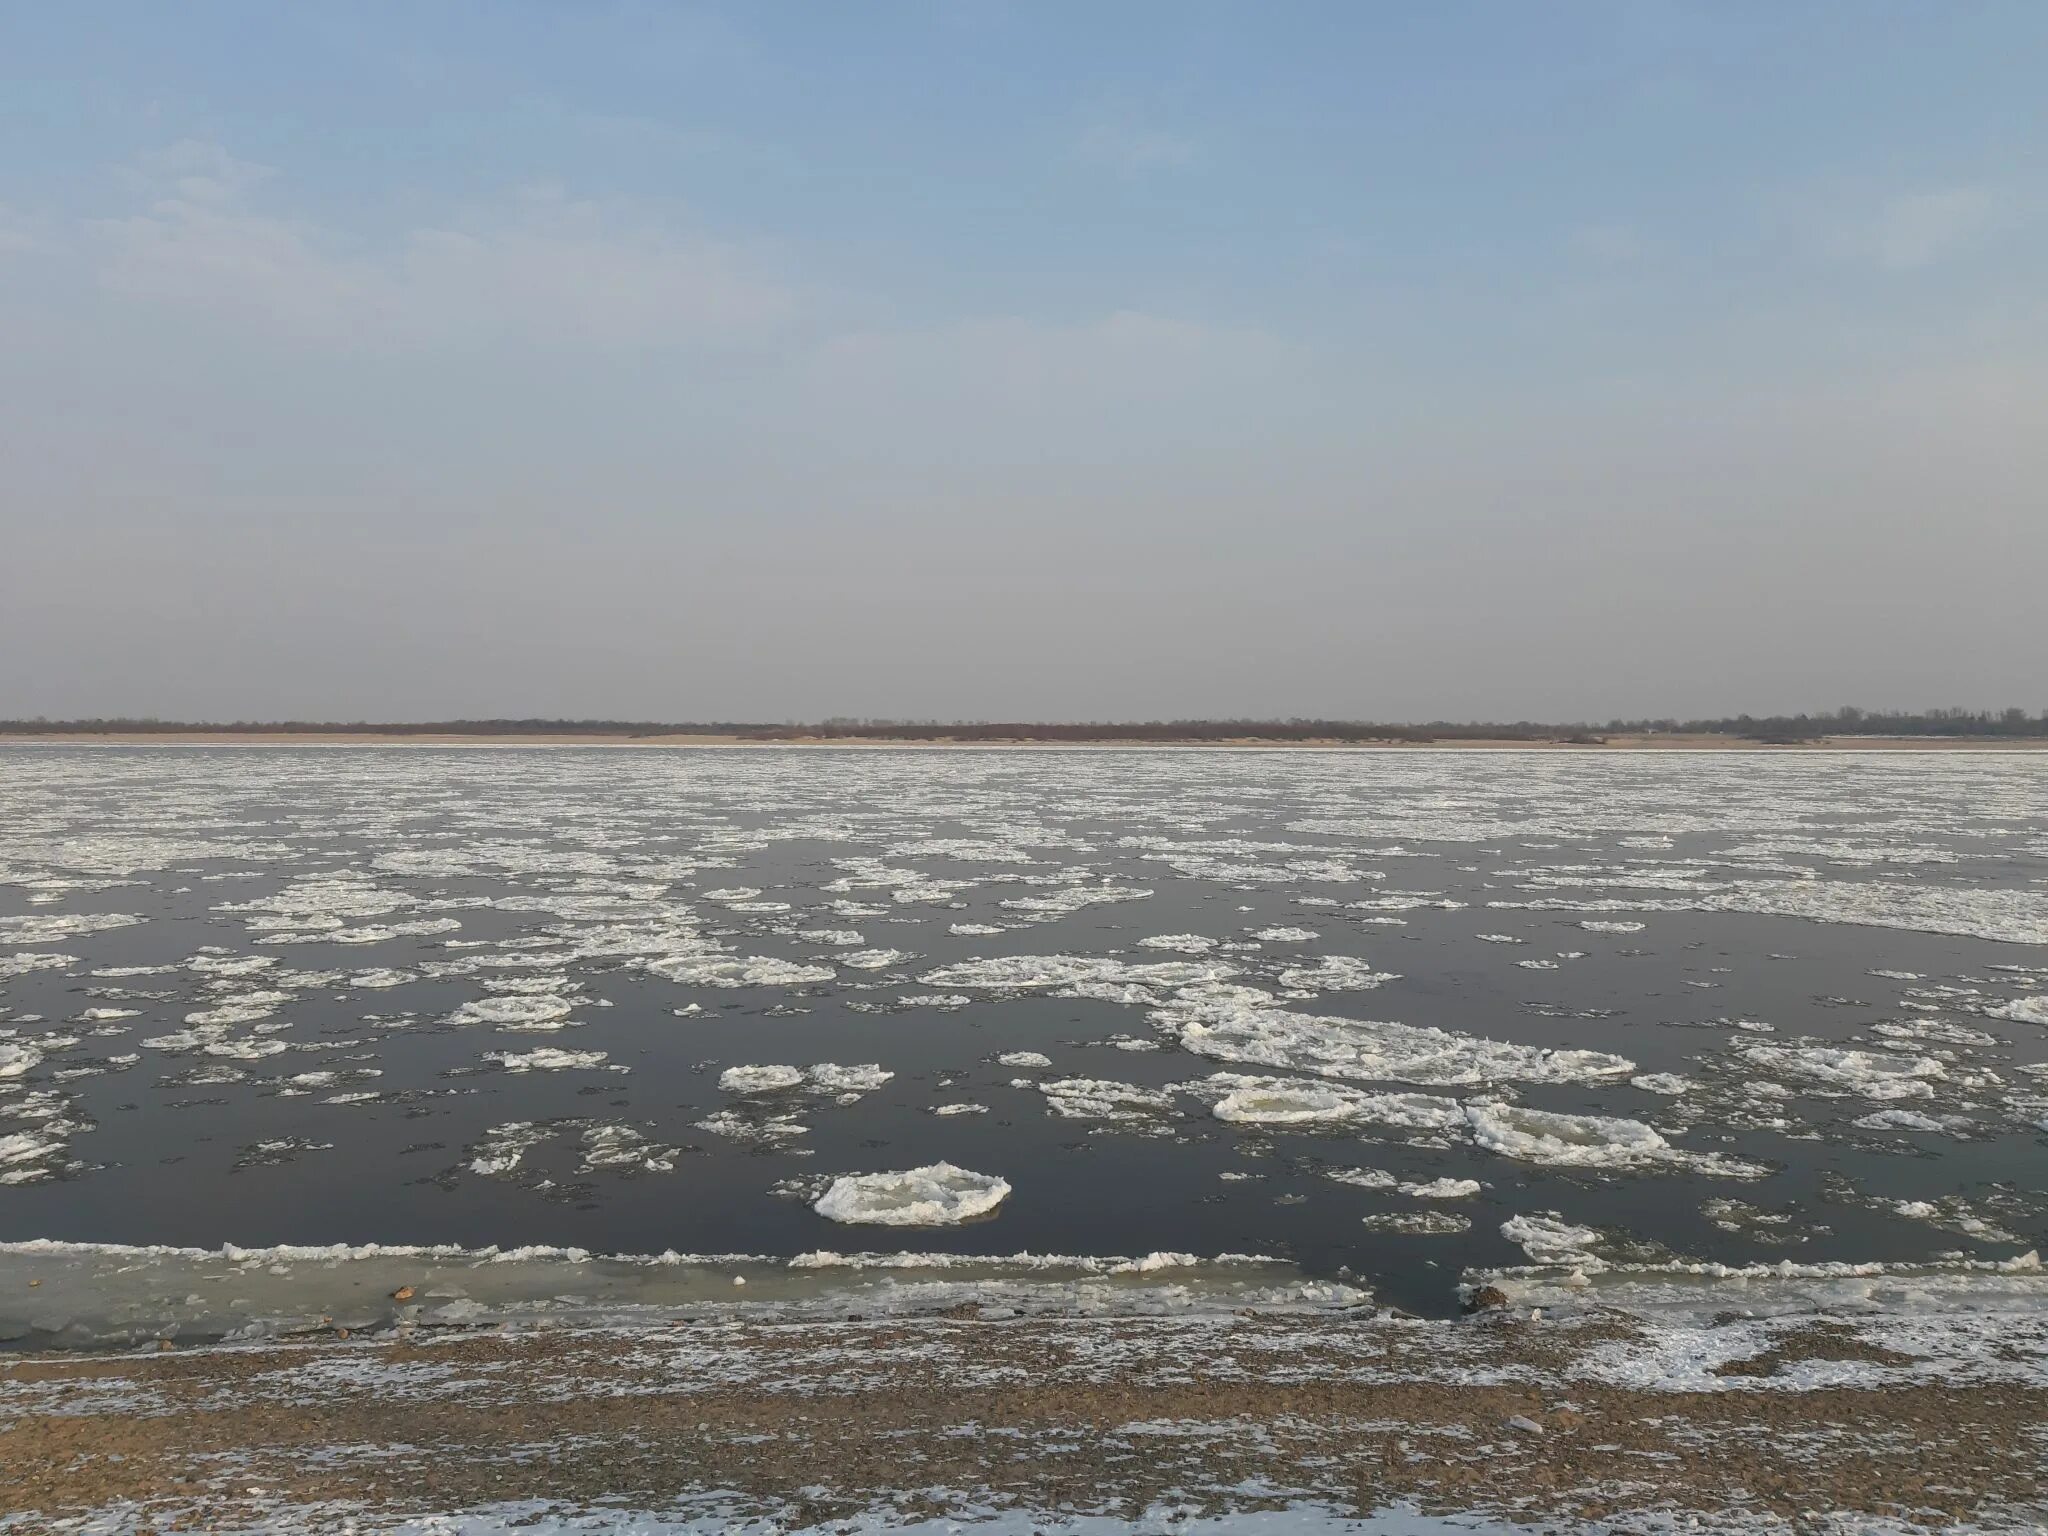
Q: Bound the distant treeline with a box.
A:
[3,708,2044,742]
[1599,707,2048,741]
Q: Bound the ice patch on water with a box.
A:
[1985,996,2048,1026]
[1852,1108,1978,1135]
[813,1162,1010,1226]
[1631,1073,1693,1095]
[485,1048,611,1073]
[450,995,577,1029]
[1709,880,2048,945]
[801,928,866,946]
[1275,955,1400,991]
[1036,1077,1178,1121]
[1736,1043,1947,1100]
[0,952,78,980]
[1466,1103,1765,1177]
[1321,1166,1396,1189]
[1361,1210,1469,1235]
[922,954,1235,991]
[0,913,145,944]
[841,948,912,971]
[720,1064,805,1094]
[720,1063,893,1095]
[1402,1177,1481,1199]
[1500,1212,1603,1265]
[1161,985,1634,1087]
[647,956,836,987]
[996,1051,1052,1068]
[1199,1074,1464,1132]
[0,1043,43,1079]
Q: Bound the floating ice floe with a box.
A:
[469,1122,552,1176]
[1852,1108,1978,1134]
[1630,1073,1693,1095]
[646,955,836,987]
[1500,1211,1603,1265]
[1402,1177,1482,1199]
[0,913,145,944]
[1985,996,2048,1026]
[1160,984,1634,1087]
[800,929,865,946]
[997,884,1152,916]
[921,954,1233,991]
[1360,1210,1469,1235]
[1199,1073,1464,1132]
[348,968,415,988]
[1465,1102,1766,1177]
[1706,880,2048,945]
[812,1162,1010,1226]
[0,1043,44,1079]
[484,1048,611,1073]
[718,1063,892,1096]
[1275,955,1400,991]
[996,1051,1052,1068]
[719,1064,805,1094]
[0,953,78,980]
[840,948,912,971]
[449,995,578,1029]
[1035,1077,1177,1121]
[1735,1043,1947,1100]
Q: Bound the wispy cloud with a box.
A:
[1073,108,1196,175]
[1872,185,2001,271]
[89,143,798,352]
[1566,221,1642,267]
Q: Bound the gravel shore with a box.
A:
[5,1309,2046,1532]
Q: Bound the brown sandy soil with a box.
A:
[6,732,2047,750]
[3,1314,2043,1532]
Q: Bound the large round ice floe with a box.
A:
[1161,986,1632,1087]
[812,1162,1011,1227]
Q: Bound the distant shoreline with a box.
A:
[5,730,2048,750]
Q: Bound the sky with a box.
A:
[1,1,2043,724]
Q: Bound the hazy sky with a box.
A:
[2,2,2042,723]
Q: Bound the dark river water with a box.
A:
[1,746,2043,1320]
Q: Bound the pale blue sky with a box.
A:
[2,3,2042,721]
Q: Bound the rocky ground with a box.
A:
[4,1308,2046,1533]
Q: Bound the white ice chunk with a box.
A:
[812,1162,1010,1226]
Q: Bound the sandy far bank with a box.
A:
[6,731,2048,750]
